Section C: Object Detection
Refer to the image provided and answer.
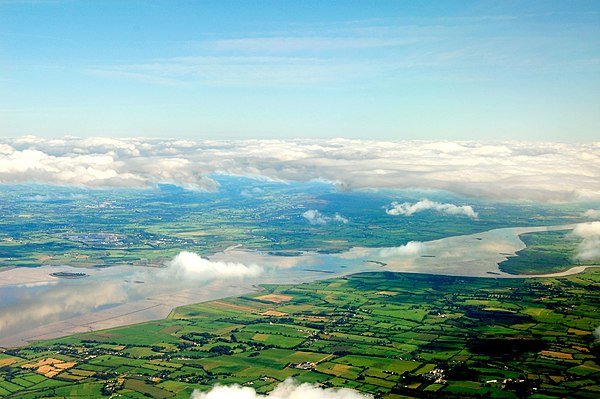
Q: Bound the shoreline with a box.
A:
[1,222,592,348]
[510,264,600,278]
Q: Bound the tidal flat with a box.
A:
[0,225,596,347]
[1,223,595,348]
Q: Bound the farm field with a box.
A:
[499,230,598,275]
[1,269,599,398]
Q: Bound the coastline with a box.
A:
[0,222,590,348]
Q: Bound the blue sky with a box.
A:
[0,0,599,140]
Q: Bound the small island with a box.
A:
[364,260,387,266]
[49,271,89,279]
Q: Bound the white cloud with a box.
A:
[0,138,219,190]
[333,213,349,224]
[303,210,328,225]
[379,241,426,258]
[584,209,600,219]
[190,378,371,399]
[1,137,599,202]
[386,199,478,219]
[303,210,348,225]
[571,222,600,261]
[161,251,263,280]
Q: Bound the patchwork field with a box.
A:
[1,270,599,398]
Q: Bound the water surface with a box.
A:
[0,224,584,347]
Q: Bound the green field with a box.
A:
[499,230,596,275]
[1,270,599,398]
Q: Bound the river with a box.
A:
[1,223,595,348]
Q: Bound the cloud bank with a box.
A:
[386,199,478,218]
[571,222,600,261]
[303,210,348,225]
[1,137,599,202]
[161,251,263,280]
[190,378,371,399]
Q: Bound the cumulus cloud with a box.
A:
[571,222,600,261]
[386,199,478,219]
[1,137,599,202]
[378,241,426,258]
[302,210,349,225]
[303,210,328,225]
[161,251,263,280]
[584,209,600,219]
[190,378,371,399]
[333,213,349,224]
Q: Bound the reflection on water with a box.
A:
[2,281,58,307]
[0,224,575,347]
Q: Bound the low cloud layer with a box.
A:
[162,251,263,280]
[191,378,371,399]
[386,199,478,219]
[571,222,600,261]
[1,137,599,202]
[303,209,348,225]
